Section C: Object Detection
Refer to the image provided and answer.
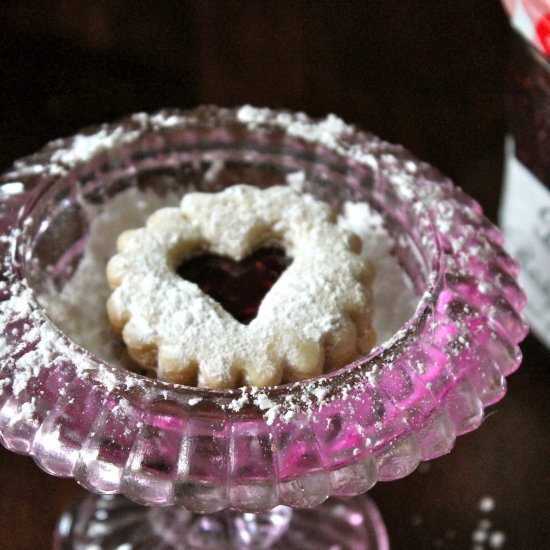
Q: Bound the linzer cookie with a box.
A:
[106,184,376,388]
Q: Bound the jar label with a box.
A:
[500,139,550,346]
[503,0,550,54]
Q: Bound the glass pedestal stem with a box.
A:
[53,492,389,549]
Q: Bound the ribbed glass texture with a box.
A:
[0,107,527,512]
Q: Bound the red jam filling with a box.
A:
[177,247,291,324]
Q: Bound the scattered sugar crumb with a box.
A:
[472,529,489,544]
[282,410,296,423]
[203,159,225,182]
[479,496,495,513]
[312,386,329,402]
[254,393,281,425]
[20,397,36,420]
[285,170,306,192]
[488,532,506,549]
[116,398,133,416]
[227,389,249,412]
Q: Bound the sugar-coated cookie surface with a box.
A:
[106,184,376,388]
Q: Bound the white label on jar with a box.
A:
[500,138,550,347]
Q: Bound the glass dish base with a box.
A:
[53,493,388,550]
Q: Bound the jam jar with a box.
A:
[500,0,550,346]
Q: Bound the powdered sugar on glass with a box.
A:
[0,108,527,507]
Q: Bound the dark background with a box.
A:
[0,1,549,549]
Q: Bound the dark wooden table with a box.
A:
[1,2,549,549]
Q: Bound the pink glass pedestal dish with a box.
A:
[0,107,527,549]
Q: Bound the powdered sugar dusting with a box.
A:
[106,184,376,388]
[51,127,138,168]
[1,182,419,424]
[7,111,193,180]
[0,108,437,427]
[237,106,380,171]
[40,187,179,366]
[339,201,417,343]
[285,171,306,192]
[31,187,417,386]
[0,107,525,504]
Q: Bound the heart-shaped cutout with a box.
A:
[177,247,292,324]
